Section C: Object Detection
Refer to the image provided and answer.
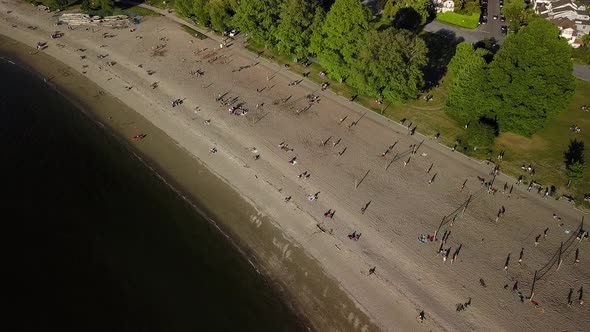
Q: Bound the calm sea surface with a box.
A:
[1,58,303,331]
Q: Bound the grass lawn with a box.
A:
[436,12,480,29]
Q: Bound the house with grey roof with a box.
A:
[533,0,590,47]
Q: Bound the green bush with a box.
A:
[464,120,496,151]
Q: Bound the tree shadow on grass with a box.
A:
[420,30,463,88]
[564,139,585,166]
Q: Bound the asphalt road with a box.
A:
[479,0,505,42]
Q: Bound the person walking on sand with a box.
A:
[518,248,524,264]
[418,311,425,322]
[368,266,376,275]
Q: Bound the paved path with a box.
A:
[574,63,590,82]
[423,20,493,44]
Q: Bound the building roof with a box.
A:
[551,17,578,30]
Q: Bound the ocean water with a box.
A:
[0,58,303,331]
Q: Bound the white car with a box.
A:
[229,29,239,37]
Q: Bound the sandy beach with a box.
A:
[1,1,588,330]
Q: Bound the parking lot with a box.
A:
[477,0,506,42]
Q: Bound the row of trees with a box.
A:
[446,18,575,138]
[174,0,431,103]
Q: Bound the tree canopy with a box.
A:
[446,19,575,137]
[382,0,432,27]
[487,18,575,136]
[501,0,534,32]
[446,43,491,124]
[348,28,427,102]
[311,0,371,81]
[275,0,321,59]
[233,0,282,46]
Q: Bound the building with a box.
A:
[534,0,590,47]
[433,0,455,13]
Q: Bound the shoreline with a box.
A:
[0,34,375,332]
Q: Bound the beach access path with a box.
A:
[1,1,588,331]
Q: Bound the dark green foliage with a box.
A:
[275,0,321,59]
[501,0,533,32]
[487,19,575,136]
[81,0,92,11]
[233,0,283,46]
[175,0,195,17]
[446,43,490,123]
[420,32,459,84]
[208,0,235,32]
[348,28,427,102]
[382,0,432,26]
[193,0,212,26]
[312,0,371,81]
[464,119,497,150]
[453,0,480,15]
[446,19,575,137]
[307,7,326,56]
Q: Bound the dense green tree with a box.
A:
[446,43,492,123]
[313,0,371,81]
[193,0,212,26]
[307,7,326,56]
[464,120,496,150]
[501,0,533,32]
[233,0,283,46]
[208,0,234,32]
[81,0,92,11]
[487,18,575,136]
[453,0,480,15]
[382,0,431,26]
[175,0,196,17]
[275,0,321,59]
[348,28,427,102]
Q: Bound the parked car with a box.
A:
[499,0,504,7]
[482,16,488,24]
[229,29,239,37]
[501,25,508,35]
[500,15,506,22]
